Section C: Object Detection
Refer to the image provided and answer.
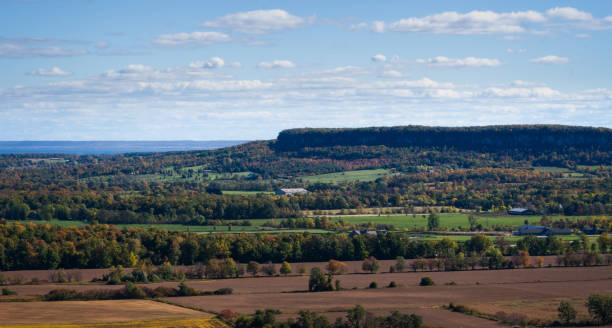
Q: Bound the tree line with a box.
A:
[1,221,610,271]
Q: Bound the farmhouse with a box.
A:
[348,230,385,237]
[275,188,308,196]
[507,208,536,215]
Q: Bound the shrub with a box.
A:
[214,287,233,295]
[177,282,200,296]
[2,287,17,295]
[49,269,67,283]
[82,289,116,300]
[122,282,146,299]
[219,309,238,320]
[495,311,528,326]
[369,281,378,289]
[557,301,577,324]
[586,294,612,324]
[395,256,406,272]
[260,261,277,276]
[148,286,177,298]
[156,262,175,280]
[106,266,124,285]
[247,261,259,277]
[280,261,292,276]
[362,256,380,273]
[334,280,341,291]
[206,258,238,279]
[447,302,473,315]
[44,289,82,301]
[419,277,435,286]
[388,281,397,288]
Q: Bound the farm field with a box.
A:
[12,211,607,240]
[222,190,274,195]
[0,299,213,326]
[2,263,611,327]
[299,169,397,183]
[79,168,255,184]
[164,266,612,328]
[327,213,596,230]
[13,220,333,234]
[1,257,595,296]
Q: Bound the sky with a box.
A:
[1,0,611,140]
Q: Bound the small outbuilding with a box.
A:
[508,208,536,215]
[275,188,308,196]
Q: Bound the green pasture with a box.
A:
[328,213,597,230]
[533,166,588,180]
[300,169,396,184]
[11,219,332,234]
[79,169,254,184]
[222,190,274,195]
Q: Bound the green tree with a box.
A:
[597,232,610,253]
[308,267,332,292]
[558,301,577,324]
[466,234,493,254]
[361,256,379,273]
[427,211,440,231]
[346,304,366,328]
[586,294,612,324]
[395,256,406,272]
[280,261,292,276]
[247,261,259,277]
[468,215,478,231]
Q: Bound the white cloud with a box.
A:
[257,60,295,69]
[369,9,546,35]
[419,56,502,68]
[189,57,225,69]
[482,87,561,98]
[380,70,403,78]
[546,7,593,21]
[230,62,242,68]
[530,55,570,64]
[507,48,526,53]
[371,54,386,62]
[28,67,72,76]
[575,33,590,38]
[361,7,611,35]
[0,44,87,58]
[2,59,611,140]
[153,31,230,46]
[202,9,312,34]
[95,42,109,49]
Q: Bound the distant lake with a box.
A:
[0,140,248,155]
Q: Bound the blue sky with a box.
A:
[1,0,611,140]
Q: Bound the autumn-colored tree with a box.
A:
[326,259,348,275]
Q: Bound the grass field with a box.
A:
[300,169,397,183]
[533,166,588,180]
[0,318,225,328]
[0,299,216,327]
[329,213,595,230]
[14,212,607,239]
[79,168,255,184]
[222,190,274,195]
[13,220,332,234]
